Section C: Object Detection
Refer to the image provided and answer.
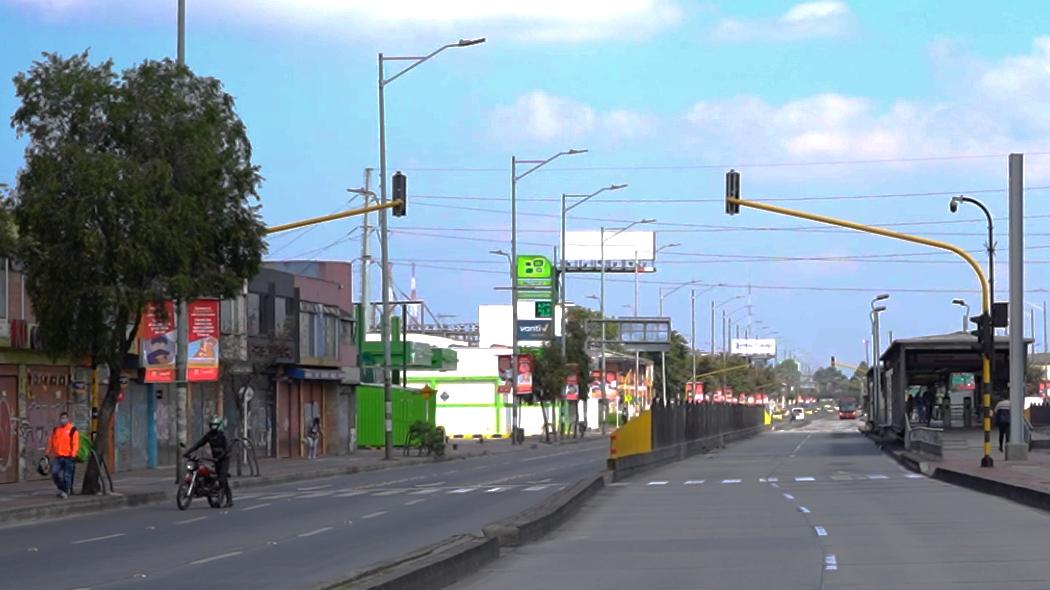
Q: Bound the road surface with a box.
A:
[0,437,607,590]
[461,416,1050,590]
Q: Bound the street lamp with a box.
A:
[658,282,721,405]
[598,218,655,432]
[511,149,587,443]
[949,195,995,323]
[377,37,485,459]
[870,294,889,429]
[561,183,627,356]
[1027,302,1048,353]
[952,298,969,332]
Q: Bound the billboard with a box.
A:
[187,299,220,382]
[731,338,777,357]
[141,301,176,383]
[563,231,656,273]
[497,354,533,395]
[517,319,552,343]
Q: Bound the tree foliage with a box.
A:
[10,51,266,492]
[812,366,850,398]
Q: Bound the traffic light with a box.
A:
[969,313,993,356]
[392,171,407,217]
[725,169,740,215]
[830,356,836,368]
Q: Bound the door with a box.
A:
[300,381,324,457]
[0,377,18,483]
[25,367,71,480]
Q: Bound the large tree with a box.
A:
[10,52,266,493]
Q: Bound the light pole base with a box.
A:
[980,454,995,468]
[1005,442,1029,461]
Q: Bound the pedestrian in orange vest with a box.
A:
[46,412,79,498]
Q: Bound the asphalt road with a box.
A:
[461,415,1050,590]
[0,437,608,590]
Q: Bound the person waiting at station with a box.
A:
[994,397,1011,452]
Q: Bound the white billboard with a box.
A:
[731,338,777,357]
[563,231,656,273]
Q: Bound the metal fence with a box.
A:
[649,401,764,450]
[1031,402,1050,428]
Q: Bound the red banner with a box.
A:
[498,354,533,395]
[187,299,220,382]
[141,301,176,383]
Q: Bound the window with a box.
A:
[300,311,314,356]
[246,293,261,335]
[0,258,8,319]
[274,296,291,338]
[326,315,338,359]
[340,319,355,346]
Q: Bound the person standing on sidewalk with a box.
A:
[46,412,79,498]
[994,397,1011,452]
[305,417,323,460]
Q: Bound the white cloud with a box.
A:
[4,0,684,43]
[712,1,852,42]
[489,91,653,143]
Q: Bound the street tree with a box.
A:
[643,330,693,402]
[813,366,850,398]
[529,342,567,443]
[10,52,266,494]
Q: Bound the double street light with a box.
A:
[952,298,970,332]
[870,294,889,427]
[376,37,485,459]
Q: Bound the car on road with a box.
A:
[790,407,806,421]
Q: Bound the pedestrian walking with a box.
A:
[994,398,1011,452]
[46,412,79,498]
[922,386,936,425]
[305,417,323,460]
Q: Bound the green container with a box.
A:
[356,384,437,447]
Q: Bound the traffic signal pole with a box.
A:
[726,180,994,467]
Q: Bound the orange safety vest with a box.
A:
[47,423,80,458]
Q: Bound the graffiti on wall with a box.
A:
[0,394,15,477]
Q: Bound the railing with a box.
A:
[649,401,764,450]
[1031,402,1050,428]
[905,413,943,457]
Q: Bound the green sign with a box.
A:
[516,255,553,288]
[535,301,553,318]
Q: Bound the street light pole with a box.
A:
[600,226,607,434]
[952,298,969,333]
[870,294,889,429]
[378,38,485,459]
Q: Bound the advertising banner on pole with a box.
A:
[498,354,533,395]
[141,301,176,383]
[730,338,777,357]
[187,299,220,382]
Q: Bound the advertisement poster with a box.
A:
[187,299,220,382]
[141,301,176,383]
[497,354,533,395]
[564,373,579,401]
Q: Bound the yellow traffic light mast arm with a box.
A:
[265,200,403,235]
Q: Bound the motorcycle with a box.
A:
[176,454,228,510]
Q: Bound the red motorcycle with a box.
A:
[176,454,228,510]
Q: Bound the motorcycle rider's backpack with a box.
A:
[73,429,92,463]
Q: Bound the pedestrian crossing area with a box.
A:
[237,482,567,502]
[610,473,925,487]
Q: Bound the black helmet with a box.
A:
[208,416,223,430]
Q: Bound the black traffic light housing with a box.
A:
[392,171,407,217]
[830,356,836,368]
[969,313,994,357]
[725,169,740,215]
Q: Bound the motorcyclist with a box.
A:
[184,416,233,507]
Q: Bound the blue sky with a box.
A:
[2,0,1050,371]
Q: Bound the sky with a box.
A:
[2,0,1050,372]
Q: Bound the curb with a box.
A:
[321,473,606,590]
[0,446,517,528]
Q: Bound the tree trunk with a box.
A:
[539,398,550,444]
[81,363,122,495]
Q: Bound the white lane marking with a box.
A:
[448,488,476,494]
[442,470,459,475]
[814,526,828,536]
[404,499,426,506]
[371,490,403,496]
[783,493,795,500]
[523,485,550,491]
[241,503,271,512]
[830,475,852,481]
[236,493,260,500]
[905,474,924,479]
[866,474,889,480]
[298,527,333,538]
[256,492,295,500]
[790,434,812,457]
[485,487,507,493]
[415,481,446,487]
[410,488,440,495]
[770,483,780,488]
[609,482,631,487]
[298,491,336,498]
[361,511,387,520]
[795,476,815,482]
[647,481,669,486]
[73,533,126,544]
[175,516,208,525]
[824,554,838,571]
[721,479,742,484]
[684,480,705,485]
[190,551,242,565]
[799,506,811,514]
[767,477,779,482]
[335,491,368,497]
[297,484,332,491]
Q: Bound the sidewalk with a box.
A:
[0,433,605,527]
[903,427,1050,512]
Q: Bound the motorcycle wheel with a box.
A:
[176,483,193,511]
[207,490,222,508]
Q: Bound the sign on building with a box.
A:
[731,338,777,357]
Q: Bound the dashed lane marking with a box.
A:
[825,554,838,571]
[794,476,815,482]
[298,527,334,538]
[647,481,669,486]
[256,492,295,500]
[415,481,446,487]
[448,488,477,494]
[684,480,705,485]
[799,506,811,514]
[783,493,795,500]
[361,511,387,520]
[175,516,208,525]
[371,490,404,496]
[73,533,126,544]
[905,474,924,479]
[297,484,332,491]
[298,491,336,498]
[190,551,242,565]
[404,499,426,506]
[523,485,550,491]
[721,479,742,484]
[485,487,507,493]
[866,474,889,480]
[814,526,828,537]
[241,503,271,512]
[410,488,441,495]
[334,491,368,498]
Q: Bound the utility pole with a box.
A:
[634,249,640,408]
[174,0,188,483]
[710,301,715,357]
[691,289,697,398]
[599,226,607,435]
[360,168,372,333]
[1007,153,1027,460]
